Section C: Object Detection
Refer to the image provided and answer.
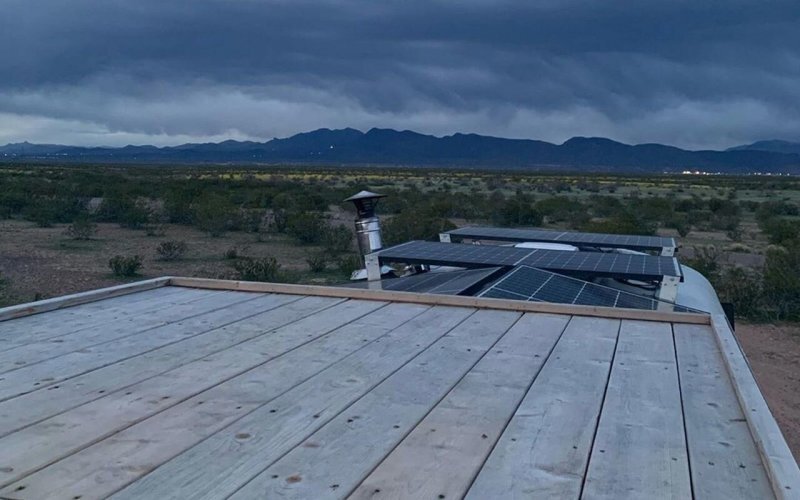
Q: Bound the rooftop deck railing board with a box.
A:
[0,276,170,322]
[0,280,795,500]
[167,277,711,325]
[711,314,800,499]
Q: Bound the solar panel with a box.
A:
[446,227,676,252]
[340,267,502,295]
[479,266,699,313]
[377,241,682,281]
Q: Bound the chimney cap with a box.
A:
[344,190,386,203]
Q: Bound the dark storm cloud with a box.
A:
[1,0,799,148]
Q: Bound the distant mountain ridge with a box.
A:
[728,139,800,155]
[2,128,800,174]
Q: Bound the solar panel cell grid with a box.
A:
[479,266,699,313]
[377,241,682,280]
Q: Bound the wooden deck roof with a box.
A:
[0,277,797,499]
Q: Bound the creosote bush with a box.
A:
[108,255,143,277]
[155,240,187,261]
[306,253,328,273]
[233,256,281,282]
[64,216,98,240]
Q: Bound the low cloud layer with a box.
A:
[1,0,799,149]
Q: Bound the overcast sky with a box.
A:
[1,0,799,149]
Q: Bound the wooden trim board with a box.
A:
[0,277,170,322]
[167,277,710,325]
[710,314,800,499]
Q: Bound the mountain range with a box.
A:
[2,128,799,174]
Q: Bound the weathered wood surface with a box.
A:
[0,285,789,500]
[711,315,800,499]
[673,323,775,499]
[0,295,343,438]
[169,277,710,324]
[0,277,170,322]
[581,320,691,499]
[465,316,620,499]
[0,292,273,401]
[338,313,569,500]
[4,302,428,500]
[111,305,478,500]
[0,290,246,373]
[0,286,198,349]
[0,299,391,489]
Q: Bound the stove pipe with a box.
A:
[344,190,386,260]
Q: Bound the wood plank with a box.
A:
[109,305,477,500]
[0,277,170,322]
[0,292,276,401]
[710,314,800,499]
[242,312,568,500]
[465,316,620,499]
[0,290,250,372]
[673,323,775,499]
[581,320,691,499]
[169,277,710,325]
[0,295,339,437]
[0,298,391,488]
[1,302,430,500]
[0,287,197,348]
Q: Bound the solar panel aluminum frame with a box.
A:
[441,227,677,256]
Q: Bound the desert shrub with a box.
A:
[99,196,151,229]
[194,196,236,237]
[108,255,143,277]
[287,211,326,245]
[155,240,187,261]
[224,246,241,259]
[685,245,720,280]
[382,211,455,246]
[493,196,542,227]
[233,256,281,282]
[761,245,800,321]
[64,216,97,240]
[323,225,353,254]
[306,253,328,273]
[715,266,764,320]
[235,209,265,233]
[270,209,290,233]
[143,210,168,236]
[760,218,799,245]
[163,190,195,224]
[535,197,588,226]
[337,253,363,275]
[582,212,655,236]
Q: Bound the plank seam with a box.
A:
[576,318,622,499]
[226,307,484,499]
[0,290,232,373]
[338,310,529,499]
[0,287,207,350]
[99,302,439,499]
[0,293,286,403]
[0,299,398,490]
[462,314,575,496]
[0,295,346,439]
[671,323,696,500]
[0,291,262,378]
